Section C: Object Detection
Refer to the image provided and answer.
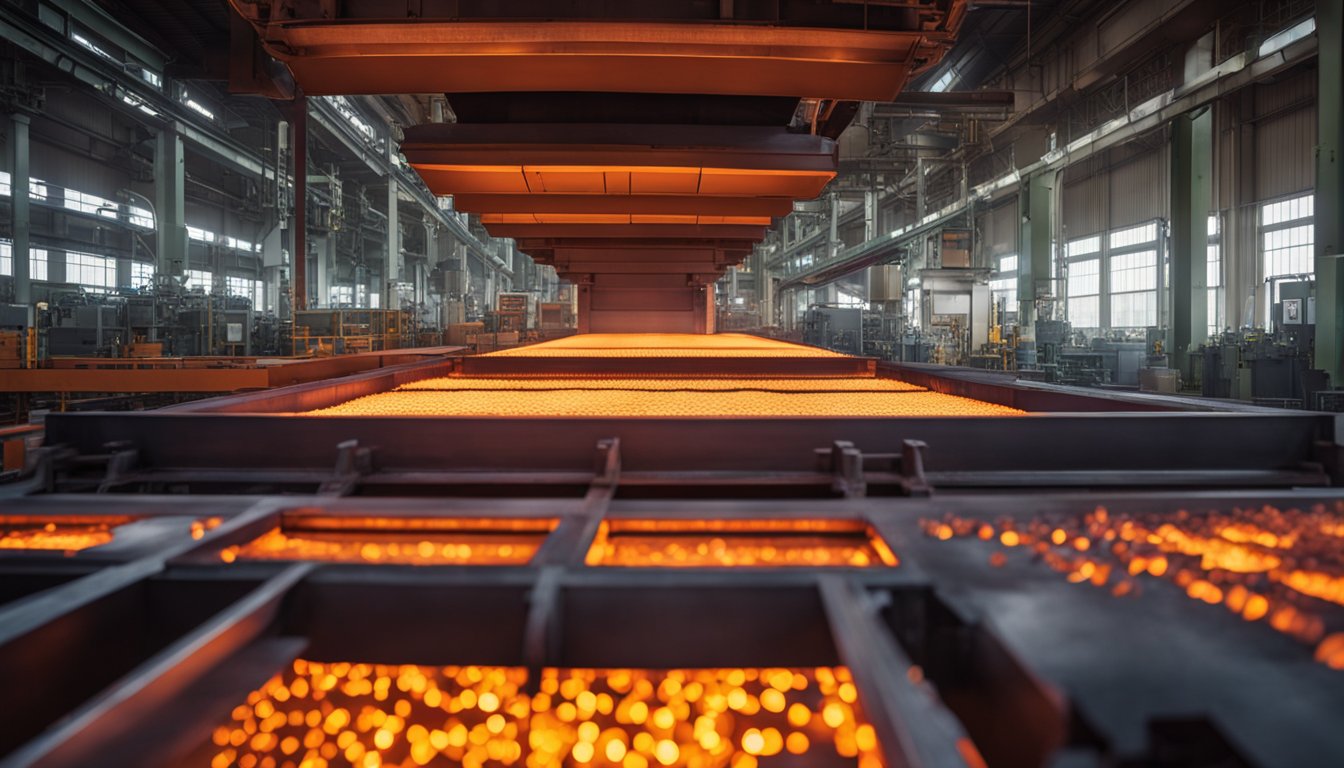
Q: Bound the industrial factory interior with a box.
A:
[2,0,1344,766]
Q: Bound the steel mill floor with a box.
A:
[483,333,848,358]
[303,334,1022,418]
[303,386,1023,418]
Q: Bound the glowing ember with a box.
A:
[304,389,1021,418]
[587,520,898,568]
[0,516,132,552]
[922,503,1344,669]
[220,518,554,565]
[206,662,889,768]
[486,333,846,358]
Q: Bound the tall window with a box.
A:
[66,251,116,290]
[990,253,1018,321]
[1260,193,1314,324]
[226,276,264,309]
[1207,214,1222,335]
[130,261,154,289]
[1066,236,1101,328]
[329,285,354,307]
[31,248,48,281]
[1106,222,1159,328]
[185,269,213,291]
[2,242,49,280]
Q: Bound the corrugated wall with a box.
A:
[1063,165,1106,238]
[1108,146,1168,228]
[977,198,1019,258]
[1253,69,1316,201]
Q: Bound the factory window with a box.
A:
[835,289,865,308]
[0,172,48,201]
[1260,193,1314,325]
[64,189,121,220]
[1109,251,1158,328]
[130,261,154,289]
[1065,236,1102,329]
[30,248,48,281]
[1106,223,1159,329]
[185,269,213,291]
[1066,258,1101,328]
[187,226,216,244]
[1207,214,1223,335]
[329,286,355,307]
[1108,222,1158,251]
[1258,16,1315,58]
[369,292,380,309]
[990,253,1018,319]
[66,251,116,291]
[226,276,264,310]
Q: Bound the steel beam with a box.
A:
[290,97,308,312]
[1315,0,1344,385]
[1170,109,1212,373]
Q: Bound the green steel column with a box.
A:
[7,113,30,315]
[154,124,187,280]
[1018,171,1055,341]
[1170,109,1212,374]
[1316,0,1344,384]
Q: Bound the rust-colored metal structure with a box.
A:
[225,2,967,101]
[225,1,968,332]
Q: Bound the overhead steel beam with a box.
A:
[0,1,271,179]
[224,11,961,100]
[452,194,794,218]
[777,204,971,292]
[485,224,768,241]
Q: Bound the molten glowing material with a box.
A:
[485,333,845,358]
[299,334,1021,417]
[220,517,554,565]
[0,516,131,551]
[586,520,898,568]
[308,389,1020,418]
[400,378,924,393]
[208,662,887,768]
[923,502,1344,669]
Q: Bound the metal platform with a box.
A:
[4,339,1344,767]
[0,490,1342,768]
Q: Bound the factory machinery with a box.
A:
[2,332,1343,768]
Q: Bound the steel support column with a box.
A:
[388,168,401,290]
[1315,0,1344,385]
[291,97,308,311]
[153,124,187,280]
[1018,172,1055,341]
[7,113,31,316]
[1170,109,1212,374]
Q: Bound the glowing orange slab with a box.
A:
[304,388,1022,418]
[485,333,846,358]
[0,516,133,552]
[399,378,923,393]
[205,661,890,768]
[220,517,555,566]
[587,519,898,568]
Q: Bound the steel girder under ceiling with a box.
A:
[218,0,969,330]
